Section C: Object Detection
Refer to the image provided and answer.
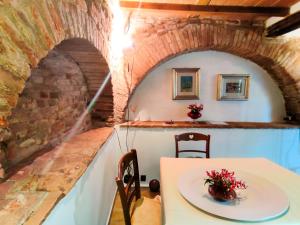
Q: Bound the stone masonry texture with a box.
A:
[0,0,113,176]
[5,49,91,166]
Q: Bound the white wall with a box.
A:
[41,126,300,225]
[117,126,300,183]
[128,51,286,122]
[43,132,121,225]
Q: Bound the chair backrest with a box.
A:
[175,132,210,158]
[115,149,141,225]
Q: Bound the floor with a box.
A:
[109,187,159,225]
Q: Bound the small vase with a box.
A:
[187,112,201,121]
[208,185,237,202]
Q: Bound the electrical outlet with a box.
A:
[141,175,146,182]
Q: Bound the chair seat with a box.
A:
[131,197,161,225]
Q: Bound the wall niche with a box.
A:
[6,49,91,166]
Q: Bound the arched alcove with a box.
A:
[4,38,113,168]
[56,38,114,127]
[127,50,286,122]
[0,0,114,175]
[0,0,113,120]
[114,17,300,122]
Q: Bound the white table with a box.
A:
[160,157,300,225]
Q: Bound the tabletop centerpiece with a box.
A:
[187,104,203,121]
[205,169,246,201]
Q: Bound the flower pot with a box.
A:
[208,185,237,201]
[187,112,201,120]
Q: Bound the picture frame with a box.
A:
[172,68,200,100]
[217,74,250,101]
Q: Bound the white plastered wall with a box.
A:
[117,126,300,183]
[43,132,122,225]
[128,51,286,122]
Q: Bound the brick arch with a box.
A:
[0,0,112,121]
[118,18,300,121]
[55,38,114,126]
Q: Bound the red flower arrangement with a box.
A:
[187,104,203,120]
[205,169,247,201]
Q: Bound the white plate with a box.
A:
[178,168,289,222]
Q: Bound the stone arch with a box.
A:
[5,47,92,166]
[55,38,113,126]
[117,17,300,121]
[0,0,112,121]
[0,0,116,176]
[3,36,114,168]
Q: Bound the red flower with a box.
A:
[188,104,203,113]
[205,169,247,193]
[187,104,203,120]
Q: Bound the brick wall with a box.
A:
[55,39,114,127]
[114,16,300,122]
[5,50,91,166]
[0,0,112,119]
[0,0,113,177]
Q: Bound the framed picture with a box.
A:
[217,74,250,100]
[172,68,200,100]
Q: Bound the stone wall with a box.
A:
[0,0,113,178]
[0,0,112,118]
[92,80,114,127]
[55,38,114,127]
[5,50,91,166]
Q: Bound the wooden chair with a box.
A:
[175,132,210,158]
[115,149,161,225]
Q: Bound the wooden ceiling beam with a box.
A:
[266,11,300,37]
[120,1,289,17]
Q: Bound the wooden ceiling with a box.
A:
[121,0,298,7]
[120,0,299,18]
